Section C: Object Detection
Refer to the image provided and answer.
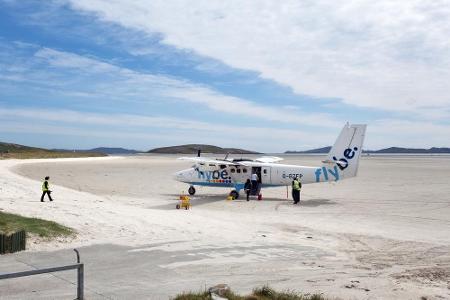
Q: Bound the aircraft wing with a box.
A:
[254,156,284,163]
[177,157,239,166]
[178,156,284,165]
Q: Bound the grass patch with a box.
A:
[0,211,74,237]
[172,291,211,300]
[172,285,327,300]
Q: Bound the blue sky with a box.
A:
[1,0,449,152]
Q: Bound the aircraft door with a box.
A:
[261,167,271,184]
[250,167,271,185]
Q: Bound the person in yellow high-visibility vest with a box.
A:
[41,176,53,202]
[292,177,301,204]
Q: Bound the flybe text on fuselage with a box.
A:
[314,166,340,182]
[197,169,232,183]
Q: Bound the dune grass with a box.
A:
[0,211,74,237]
[172,285,327,300]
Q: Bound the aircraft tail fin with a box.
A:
[323,123,367,179]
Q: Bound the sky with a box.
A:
[0,0,449,152]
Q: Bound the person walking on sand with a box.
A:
[244,179,252,201]
[41,176,53,202]
[292,176,301,204]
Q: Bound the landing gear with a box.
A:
[229,190,239,200]
[188,186,196,195]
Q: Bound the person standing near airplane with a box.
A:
[292,177,301,204]
[244,179,252,201]
[41,176,53,202]
[251,172,258,194]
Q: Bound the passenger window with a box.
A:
[237,169,241,173]
[231,169,235,173]
[263,169,267,174]
[243,168,247,173]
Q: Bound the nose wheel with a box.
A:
[188,186,196,195]
[229,190,239,199]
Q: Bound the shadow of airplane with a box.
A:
[297,198,337,207]
[155,193,337,210]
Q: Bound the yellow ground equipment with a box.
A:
[176,194,191,210]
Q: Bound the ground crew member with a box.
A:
[292,177,301,204]
[244,179,252,201]
[41,176,53,202]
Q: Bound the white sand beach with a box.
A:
[1,155,450,299]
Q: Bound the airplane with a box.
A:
[174,123,366,199]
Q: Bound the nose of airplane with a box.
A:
[173,168,193,182]
[173,170,184,181]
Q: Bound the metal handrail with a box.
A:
[0,249,84,299]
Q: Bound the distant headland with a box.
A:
[3,141,450,157]
[285,146,450,154]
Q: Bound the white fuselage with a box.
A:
[174,161,342,191]
[173,123,366,196]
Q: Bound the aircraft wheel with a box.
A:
[188,186,196,195]
[176,204,180,209]
[230,190,239,199]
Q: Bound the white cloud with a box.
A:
[2,46,341,128]
[4,106,449,150]
[67,0,450,116]
[164,85,340,128]
[0,107,337,151]
[34,48,118,73]
[368,119,450,149]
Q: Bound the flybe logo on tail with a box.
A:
[315,147,359,182]
[332,147,359,171]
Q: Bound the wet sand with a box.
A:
[1,155,450,299]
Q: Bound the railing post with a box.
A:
[74,249,83,300]
[0,234,4,254]
[77,264,84,300]
[74,249,80,263]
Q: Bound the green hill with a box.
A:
[0,142,106,159]
[0,142,41,153]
